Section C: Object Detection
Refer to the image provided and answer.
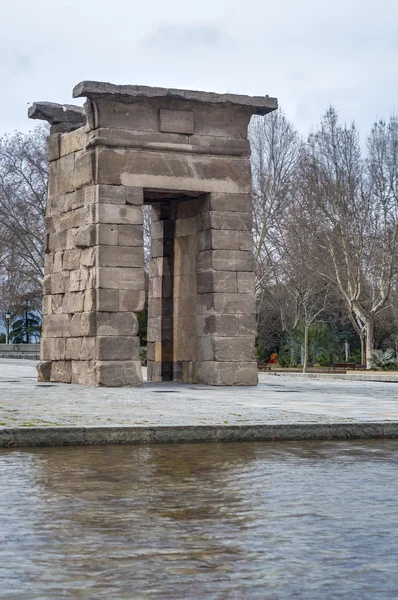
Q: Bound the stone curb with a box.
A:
[1,422,397,448]
[261,372,398,382]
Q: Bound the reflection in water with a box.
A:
[1,441,398,599]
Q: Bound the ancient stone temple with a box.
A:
[29,81,277,386]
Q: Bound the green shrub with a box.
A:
[140,346,147,363]
[370,349,398,371]
[256,343,266,362]
[278,355,291,368]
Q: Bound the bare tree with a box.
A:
[0,126,48,288]
[0,126,47,324]
[299,108,398,367]
[249,109,302,292]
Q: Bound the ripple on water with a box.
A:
[1,440,398,599]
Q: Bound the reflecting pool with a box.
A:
[1,441,398,599]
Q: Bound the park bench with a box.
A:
[332,363,366,371]
[258,362,272,371]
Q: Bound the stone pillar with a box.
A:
[39,128,145,386]
[196,193,258,385]
[147,204,174,382]
[173,198,199,383]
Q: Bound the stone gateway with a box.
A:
[29,81,277,386]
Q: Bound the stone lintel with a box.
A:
[28,101,85,131]
[73,81,278,116]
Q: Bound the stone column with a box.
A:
[39,127,145,386]
[196,193,258,385]
[173,198,199,383]
[147,204,174,382]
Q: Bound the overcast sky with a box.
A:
[1,0,397,137]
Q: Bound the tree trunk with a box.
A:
[303,324,309,373]
[360,333,366,365]
[291,338,298,367]
[25,310,29,344]
[344,340,350,362]
[365,319,374,369]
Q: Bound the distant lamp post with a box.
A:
[5,311,11,345]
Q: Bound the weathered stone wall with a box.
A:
[40,128,144,385]
[32,81,277,386]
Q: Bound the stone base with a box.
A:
[40,359,143,387]
[36,361,52,382]
[197,361,258,386]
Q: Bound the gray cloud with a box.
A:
[0,0,397,138]
[141,21,229,50]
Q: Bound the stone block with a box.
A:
[196,314,239,337]
[97,267,145,290]
[37,361,51,382]
[58,205,95,231]
[96,312,139,336]
[81,247,96,267]
[173,275,197,297]
[68,267,93,292]
[42,314,72,338]
[149,276,172,299]
[72,225,96,248]
[97,147,251,195]
[50,272,69,295]
[70,312,96,337]
[125,186,144,205]
[47,133,60,161]
[97,246,143,268]
[95,289,119,312]
[65,337,83,360]
[119,289,146,312]
[146,342,155,362]
[159,109,194,134]
[238,231,253,251]
[118,224,143,247]
[63,248,81,270]
[96,360,143,387]
[197,249,254,272]
[51,295,63,314]
[238,314,257,337]
[237,272,255,294]
[41,338,66,360]
[198,271,238,295]
[50,153,75,196]
[175,217,197,237]
[96,336,140,360]
[80,337,96,360]
[71,360,97,386]
[44,253,54,274]
[198,230,240,251]
[197,336,255,362]
[60,128,84,157]
[96,203,143,225]
[199,211,253,231]
[97,224,118,246]
[62,292,85,314]
[53,252,63,273]
[42,295,52,316]
[74,149,95,190]
[43,274,52,295]
[176,198,200,219]
[197,361,257,385]
[51,360,72,383]
[199,293,256,315]
[205,193,253,212]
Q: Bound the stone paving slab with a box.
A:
[1,359,398,447]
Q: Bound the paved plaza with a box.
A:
[1,358,398,446]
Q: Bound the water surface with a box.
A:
[1,441,398,599]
